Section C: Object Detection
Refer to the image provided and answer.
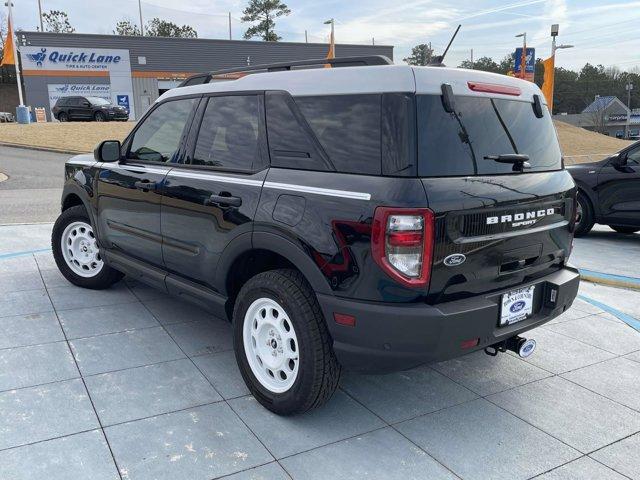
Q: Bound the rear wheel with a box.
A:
[94,111,106,122]
[574,191,594,237]
[233,269,340,415]
[52,205,123,289]
[611,226,640,234]
[58,112,68,122]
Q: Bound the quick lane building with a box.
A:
[17,31,393,121]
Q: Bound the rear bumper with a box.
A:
[317,266,580,373]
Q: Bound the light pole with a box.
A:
[324,18,335,60]
[515,32,527,79]
[5,0,24,106]
[548,24,573,114]
[138,0,144,36]
[37,0,43,32]
[626,82,633,138]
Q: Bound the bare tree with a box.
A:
[42,10,75,33]
[588,109,608,134]
[114,19,141,36]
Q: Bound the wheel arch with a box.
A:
[217,231,333,319]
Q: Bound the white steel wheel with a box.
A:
[60,221,104,278]
[243,297,299,394]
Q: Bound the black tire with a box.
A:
[58,112,68,122]
[94,111,106,122]
[611,226,640,234]
[574,191,595,237]
[233,269,341,415]
[52,205,124,289]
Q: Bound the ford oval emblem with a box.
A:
[510,301,526,313]
[444,254,466,267]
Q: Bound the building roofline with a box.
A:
[17,30,394,49]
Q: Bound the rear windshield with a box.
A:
[417,95,561,177]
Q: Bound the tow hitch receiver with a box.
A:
[484,336,536,358]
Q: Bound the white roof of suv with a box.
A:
[161,64,545,104]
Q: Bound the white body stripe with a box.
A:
[168,169,264,186]
[263,181,371,201]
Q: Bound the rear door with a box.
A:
[97,96,198,270]
[161,93,268,291]
[597,144,640,225]
[415,83,575,304]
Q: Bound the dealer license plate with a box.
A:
[500,285,535,326]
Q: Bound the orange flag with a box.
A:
[541,56,555,112]
[1,16,16,67]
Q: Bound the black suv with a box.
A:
[52,56,579,415]
[52,96,129,122]
[567,141,640,236]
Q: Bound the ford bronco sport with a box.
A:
[52,56,580,415]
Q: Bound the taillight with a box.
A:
[371,207,435,288]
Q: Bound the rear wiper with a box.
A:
[484,154,531,171]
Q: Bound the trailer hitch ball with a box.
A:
[484,336,536,358]
[511,337,536,358]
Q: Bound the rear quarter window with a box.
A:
[295,95,381,175]
[417,95,562,177]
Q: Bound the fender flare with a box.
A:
[61,182,97,227]
[215,231,333,297]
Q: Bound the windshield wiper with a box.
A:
[484,154,531,171]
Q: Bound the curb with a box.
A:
[579,269,640,291]
[0,142,83,155]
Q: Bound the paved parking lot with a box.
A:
[1,223,640,480]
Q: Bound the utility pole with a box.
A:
[626,82,633,138]
[228,12,232,40]
[138,0,144,36]
[470,48,474,68]
[37,0,43,32]
[372,37,375,45]
[304,30,307,43]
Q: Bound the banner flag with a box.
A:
[0,17,15,67]
[541,56,555,111]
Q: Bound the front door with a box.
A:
[597,144,640,226]
[161,94,268,291]
[97,96,198,268]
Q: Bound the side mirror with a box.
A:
[94,140,122,163]
[610,152,624,166]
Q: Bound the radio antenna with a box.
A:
[430,24,461,66]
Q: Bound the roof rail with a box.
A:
[179,55,394,87]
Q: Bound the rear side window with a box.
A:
[417,95,562,177]
[295,95,381,175]
[192,95,260,170]
[56,98,68,106]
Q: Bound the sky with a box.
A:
[7,0,640,71]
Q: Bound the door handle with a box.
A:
[134,180,157,191]
[206,193,242,207]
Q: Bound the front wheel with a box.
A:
[94,111,106,122]
[52,205,124,289]
[233,269,341,415]
[611,226,640,234]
